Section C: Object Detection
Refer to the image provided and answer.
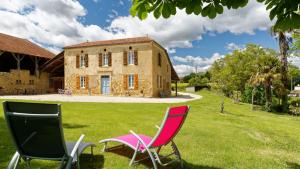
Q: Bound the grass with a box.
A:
[1,90,300,168]
[171,83,189,91]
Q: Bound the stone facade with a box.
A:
[64,41,172,97]
[0,69,49,95]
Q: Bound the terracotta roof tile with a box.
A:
[0,33,55,59]
[64,36,153,49]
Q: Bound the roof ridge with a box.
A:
[64,36,153,49]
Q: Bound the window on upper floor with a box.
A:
[128,51,134,65]
[158,53,162,67]
[80,54,85,68]
[103,53,109,66]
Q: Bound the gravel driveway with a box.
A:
[0,92,201,103]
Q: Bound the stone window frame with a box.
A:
[80,76,86,88]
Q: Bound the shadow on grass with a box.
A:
[105,145,222,169]
[0,116,16,168]
[73,154,104,169]
[286,162,300,169]
[63,123,89,129]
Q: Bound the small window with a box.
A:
[158,53,162,67]
[128,74,134,89]
[80,76,86,88]
[160,76,162,88]
[29,80,34,85]
[128,51,134,65]
[157,75,160,88]
[16,80,21,85]
[103,53,109,66]
[80,54,85,68]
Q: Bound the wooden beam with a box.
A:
[35,56,40,77]
[12,53,24,70]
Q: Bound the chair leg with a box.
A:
[102,142,107,152]
[76,150,80,169]
[145,148,158,169]
[129,148,139,166]
[171,141,183,168]
[25,159,31,169]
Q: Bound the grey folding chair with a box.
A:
[3,101,96,169]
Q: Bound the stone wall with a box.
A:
[64,43,155,97]
[0,69,49,95]
[151,43,172,97]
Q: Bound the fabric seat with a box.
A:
[99,105,190,169]
[104,134,152,151]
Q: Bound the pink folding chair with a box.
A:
[99,105,190,169]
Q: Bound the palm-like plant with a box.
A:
[250,54,281,111]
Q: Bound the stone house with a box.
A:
[0,33,55,95]
[64,37,179,97]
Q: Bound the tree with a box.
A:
[131,0,300,112]
[210,44,262,97]
[130,0,300,30]
[288,64,300,90]
[292,31,300,56]
[249,52,281,111]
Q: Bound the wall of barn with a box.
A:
[0,69,49,95]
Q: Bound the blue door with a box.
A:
[101,76,110,95]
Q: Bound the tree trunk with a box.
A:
[265,83,272,112]
[278,32,289,112]
[252,87,256,110]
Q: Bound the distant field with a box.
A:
[172,82,189,91]
[1,90,300,168]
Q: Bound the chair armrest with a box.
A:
[129,130,149,149]
[66,135,85,169]
[70,134,85,158]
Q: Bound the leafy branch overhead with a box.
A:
[130,0,300,31]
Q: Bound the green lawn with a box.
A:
[1,90,300,169]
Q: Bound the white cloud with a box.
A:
[0,0,272,55]
[166,48,176,54]
[109,0,272,49]
[173,53,224,76]
[173,64,195,77]
[173,53,224,66]
[226,42,243,51]
[288,56,300,68]
[119,0,124,5]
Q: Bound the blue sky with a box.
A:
[0,0,285,76]
[79,0,278,57]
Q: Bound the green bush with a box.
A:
[241,85,265,105]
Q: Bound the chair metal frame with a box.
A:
[3,101,95,169]
[101,106,190,169]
